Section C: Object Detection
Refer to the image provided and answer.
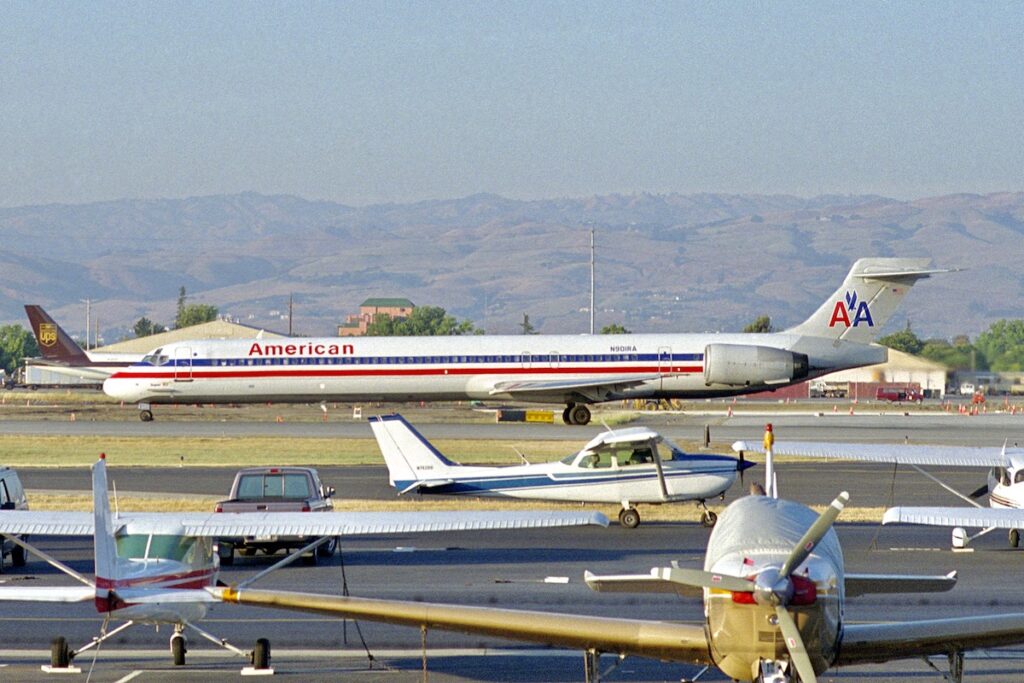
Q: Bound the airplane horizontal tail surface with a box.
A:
[368,414,458,490]
[785,258,946,345]
[24,305,92,364]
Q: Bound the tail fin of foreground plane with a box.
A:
[785,258,947,345]
[368,414,459,491]
[24,305,92,364]
[92,455,119,591]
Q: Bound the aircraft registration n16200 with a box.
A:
[370,413,755,528]
[0,456,606,673]
[103,258,949,423]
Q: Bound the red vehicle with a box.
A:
[875,386,924,403]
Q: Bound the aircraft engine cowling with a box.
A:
[703,344,809,387]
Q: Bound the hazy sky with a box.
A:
[2,2,1022,207]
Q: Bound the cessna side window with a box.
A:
[1015,469,1024,485]
[618,446,655,466]
[580,451,613,469]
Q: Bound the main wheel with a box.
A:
[568,404,591,426]
[50,636,70,668]
[701,510,718,528]
[139,410,154,422]
[1011,529,1020,548]
[618,508,641,529]
[316,536,337,559]
[171,634,186,666]
[252,638,271,669]
[562,406,572,424]
[11,544,26,567]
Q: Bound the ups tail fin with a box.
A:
[785,258,946,344]
[24,305,91,364]
[368,414,458,489]
[92,455,119,588]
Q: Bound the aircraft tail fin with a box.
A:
[92,455,119,591]
[368,414,458,489]
[785,258,948,344]
[24,305,92,364]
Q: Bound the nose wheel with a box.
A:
[171,630,187,666]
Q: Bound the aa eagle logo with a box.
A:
[39,323,58,347]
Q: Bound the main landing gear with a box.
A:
[42,621,273,674]
[618,506,641,529]
[138,402,154,422]
[698,500,718,528]
[562,403,592,426]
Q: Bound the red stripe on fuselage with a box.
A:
[95,567,216,590]
[109,365,705,380]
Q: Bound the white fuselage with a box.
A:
[103,332,881,405]
[407,456,742,505]
[702,496,843,681]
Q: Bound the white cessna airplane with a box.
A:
[729,439,1024,549]
[211,484,1024,683]
[103,258,945,423]
[0,456,606,672]
[370,413,755,527]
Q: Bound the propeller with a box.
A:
[969,484,989,499]
[653,491,849,683]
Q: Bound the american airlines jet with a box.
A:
[103,258,944,423]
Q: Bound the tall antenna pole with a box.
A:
[288,294,294,336]
[80,298,91,350]
[589,229,595,335]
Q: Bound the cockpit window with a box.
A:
[141,353,170,366]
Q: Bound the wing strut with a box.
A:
[2,533,95,588]
[652,442,669,501]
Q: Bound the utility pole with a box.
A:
[288,294,294,336]
[589,229,595,335]
[80,298,91,350]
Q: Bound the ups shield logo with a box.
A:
[39,323,58,348]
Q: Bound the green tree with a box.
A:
[519,314,536,335]
[173,286,218,329]
[365,306,478,336]
[919,338,983,371]
[133,317,167,338]
[878,327,924,355]
[600,323,631,334]
[742,315,774,333]
[0,324,39,374]
[975,319,1024,371]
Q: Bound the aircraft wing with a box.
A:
[844,571,957,597]
[0,511,94,535]
[0,510,608,537]
[0,586,94,602]
[489,374,661,401]
[730,441,1011,468]
[837,613,1024,665]
[214,587,712,664]
[883,506,1024,529]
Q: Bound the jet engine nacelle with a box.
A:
[703,344,810,387]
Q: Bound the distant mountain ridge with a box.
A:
[1,191,1021,342]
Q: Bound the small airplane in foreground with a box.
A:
[370,413,754,528]
[212,478,1024,683]
[730,438,1024,549]
[0,456,606,673]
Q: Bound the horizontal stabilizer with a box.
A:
[844,571,957,597]
[884,506,1024,530]
[583,569,702,597]
[0,586,94,602]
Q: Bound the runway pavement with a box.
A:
[3,412,1024,680]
